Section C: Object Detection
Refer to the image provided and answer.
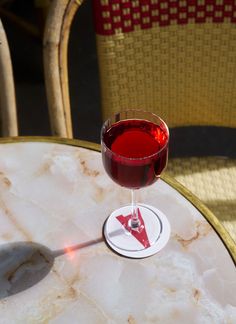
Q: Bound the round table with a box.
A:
[0,138,235,323]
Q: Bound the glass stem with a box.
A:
[131,189,140,229]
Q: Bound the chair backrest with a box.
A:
[43,0,236,138]
[0,18,18,136]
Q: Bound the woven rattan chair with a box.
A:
[0,18,18,136]
[43,0,236,242]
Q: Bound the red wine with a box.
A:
[102,119,169,189]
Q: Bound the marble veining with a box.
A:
[0,142,234,323]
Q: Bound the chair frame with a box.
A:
[0,18,18,136]
[43,0,84,138]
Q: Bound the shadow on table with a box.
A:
[0,238,103,299]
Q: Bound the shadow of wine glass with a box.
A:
[0,237,104,299]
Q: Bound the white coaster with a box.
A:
[103,204,171,258]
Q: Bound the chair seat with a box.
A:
[166,157,236,242]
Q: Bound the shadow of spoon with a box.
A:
[0,238,103,299]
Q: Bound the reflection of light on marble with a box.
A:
[64,244,77,260]
[0,142,234,323]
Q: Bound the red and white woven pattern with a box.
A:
[93,0,236,35]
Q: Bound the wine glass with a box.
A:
[101,110,170,258]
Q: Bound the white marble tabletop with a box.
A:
[0,139,235,324]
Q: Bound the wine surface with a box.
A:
[102,119,168,189]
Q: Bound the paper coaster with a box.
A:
[103,204,171,258]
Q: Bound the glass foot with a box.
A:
[103,204,170,258]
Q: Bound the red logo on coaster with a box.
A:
[116,208,150,248]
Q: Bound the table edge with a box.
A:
[0,136,235,264]
[162,174,236,265]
